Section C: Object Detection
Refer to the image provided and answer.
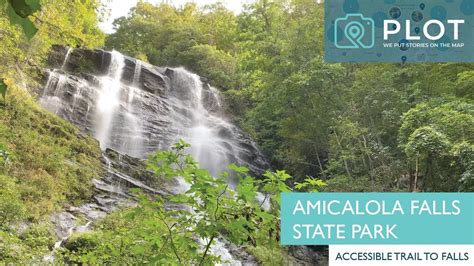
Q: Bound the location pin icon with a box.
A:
[415,27,420,34]
[420,3,425,10]
[401,56,407,63]
[349,26,361,39]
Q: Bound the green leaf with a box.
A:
[3,0,41,39]
[0,79,7,100]
[25,0,41,12]
[255,210,273,221]
[228,163,249,174]
[236,176,256,202]
[8,0,39,18]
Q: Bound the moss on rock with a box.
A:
[0,81,103,220]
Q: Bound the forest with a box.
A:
[0,0,473,264]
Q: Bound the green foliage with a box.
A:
[0,175,25,226]
[0,231,29,263]
[404,126,451,158]
[0,79,7,100]
[0,83,103,220]
[106,1,237,89]
[456,71,474,99]
[453,142,474,191]
[1,0,41,39]
[247,245,286,265]
[0,83,102,264]
[0,223,55,264]
[0,1,106,263]
[20,224,55,249]
[182,44,236,89]
[0,0,105,91]
[60,141,311,264]
[36,0,105,48]
[399,100,474,191]
[295,176,327,192]
[64,232,101,252]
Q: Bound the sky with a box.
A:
[100,0,251,33]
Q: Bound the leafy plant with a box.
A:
[295,176,327,192]
[60,141,297,264]
[0,79,6,101]
[1,0,41,39]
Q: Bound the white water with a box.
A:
[94,50,125,150]
[41,50,268,172]
[199,238,242,266]
[168,68,233,177]
[40,50,267,264]
[61,47,73,70]
[44,221,92,262]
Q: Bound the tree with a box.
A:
[106,1,238,89]
[0,0,105,92]
[399,100,474,191]
[181,44,236,90]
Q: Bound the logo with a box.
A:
[335,14,375,49]
[383,19,464,41]
[325,0,473,63]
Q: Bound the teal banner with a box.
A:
[325,0,474,62]
[280,193,474,245]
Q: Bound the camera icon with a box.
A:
[335,14,375,49]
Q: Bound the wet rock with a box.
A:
[47,45,71,69]
[287,245,328,266]
[49,45,111,76]
[102,149,171,195]
[201,83,223,114]
[226,243,259,265]
[50,212,77,239]
[43,46,270,176]
[69,204,108,221]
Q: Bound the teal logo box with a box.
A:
[325,0,474,63]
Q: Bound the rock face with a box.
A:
[41,46,273,264]
[288,245,329,266]
[42,46,270,178]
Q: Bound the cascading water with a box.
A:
[41,47,270,264]
[167,68,231,177]
[41,47,268,172]
[61,47,73,70]
[94,50,125,150]
[120,60,143,155]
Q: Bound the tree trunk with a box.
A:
[362,135,375,190]
[315,147,326,178]
[413,157,419,192]
[334,131,351,178]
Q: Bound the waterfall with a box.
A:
[40,48,270,264]
[167,68,231,177]
[133,60,142,86]
[41,49,268,173]
[120,60,144,156]
[94,50,125,150]
[61,47,73,70]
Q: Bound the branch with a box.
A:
[199,235,216,266]
[259,193,269,209]
[214,184,228,219]
[157,215,182,264]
